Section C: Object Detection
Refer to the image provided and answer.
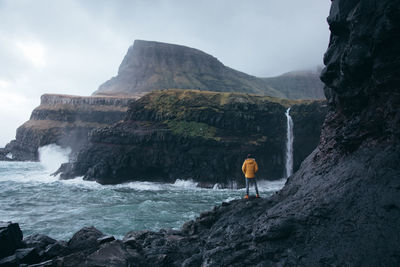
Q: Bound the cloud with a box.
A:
[16,41,47,67]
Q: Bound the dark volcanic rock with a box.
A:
[23,233,56,250]
[44,241,70,259]
[0,222,23,259]
[85,240,141,267]
[67,226,104,252]
[290,101,328,172]
[60,90,326,186]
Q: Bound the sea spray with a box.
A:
[38,144,71,174]
[285,108,294,178]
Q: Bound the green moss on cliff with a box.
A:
[165,120,219,140]
[141,89,312,118]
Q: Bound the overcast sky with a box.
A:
[0,0,331,146]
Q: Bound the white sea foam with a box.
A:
[212,183,222,190]
[60,176,102,189]
[38,144,71,174]
[257,179,286,191]
[115,181,166,191]
[172,179,198,188]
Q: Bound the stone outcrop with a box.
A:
[0,222,140,266]
[59,89,326,187]
[0,94,137,161]
[94,40,324,100]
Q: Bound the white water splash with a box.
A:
[5,153,13,159]
[213,183,222,190]
[257,179,286,191]
[38,144,71,174]
[285,107,294,178]
[172,179,198,188]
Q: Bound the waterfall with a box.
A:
[285,107,294,178]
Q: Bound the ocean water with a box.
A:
[0,145,286,240]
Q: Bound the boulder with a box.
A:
[23,233,56,250]
[67,226,104,252]
[44,241,70,259]
[85,240,141,267]
[0,222,23,259]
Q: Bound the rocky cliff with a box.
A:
[8,0,397,266]
[2,0,397,265]
[59,89,326,186]
[94,40,324,100]
[0,94,136,161]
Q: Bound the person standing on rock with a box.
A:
[242,154,259,199]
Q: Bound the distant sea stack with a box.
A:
[94,40,324,100]
[0,94,136,161]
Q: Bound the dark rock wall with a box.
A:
[60,90,326,186]
[290,101,328,172]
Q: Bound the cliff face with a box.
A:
[94,40,324,100]
[59,90,326,186]
[290,101,328,172]
[1,94,136,161]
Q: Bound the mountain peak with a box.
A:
[93,40,285,98]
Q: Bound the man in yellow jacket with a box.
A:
[242,154,259,199]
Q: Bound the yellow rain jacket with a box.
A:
[242,158,258,178]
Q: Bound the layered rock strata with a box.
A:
[0,94,136,161]
[59,89,326,186]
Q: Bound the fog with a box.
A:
[0,0,331,146]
